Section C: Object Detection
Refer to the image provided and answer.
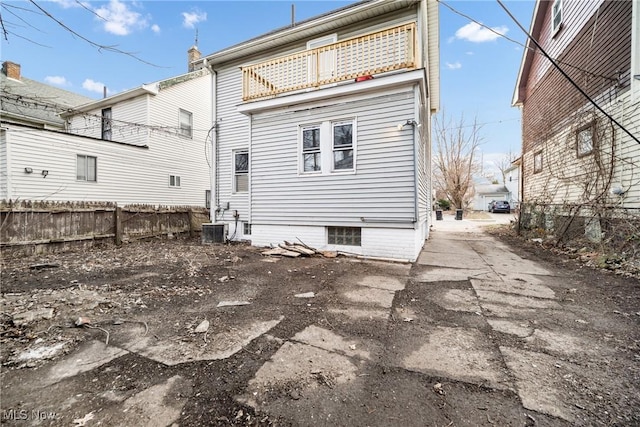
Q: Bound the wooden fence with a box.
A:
[0,201,210,256]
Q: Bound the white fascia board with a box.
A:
[237,69,426,115]
[63,83,159,116]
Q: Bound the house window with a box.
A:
[533,151,543,174]
[333,122,353,171]
[234,150,249,192]
[243,223,252,235]
[169,175,181,187]
[576,124,594,157]
[551,0,563,35]
[300,119,356,174]
[328,227,361,246]
[179,109,193,138]
[302,126,321,172]
[101,108,112,140]
[77,155,97,182]
[205,190,211,209]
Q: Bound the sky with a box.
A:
[1,0,536,177]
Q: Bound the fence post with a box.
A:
[188,209,195,238]
[115,206,122,246]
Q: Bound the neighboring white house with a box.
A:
[195,0,440,261]
[472,182,511,211]
[1,62,213,206]
[504,158,521,207]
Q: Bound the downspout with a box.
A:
[205,60,218,223]
[413,84,420,227]
[248,114,252,225]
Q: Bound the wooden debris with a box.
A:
[261,247,301,258]
[279,244,315,256]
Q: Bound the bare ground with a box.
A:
[1,228,639,426]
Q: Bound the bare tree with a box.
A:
[494,150,516,185]
[432,112,483,210]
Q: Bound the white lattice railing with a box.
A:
[242,23,417,101]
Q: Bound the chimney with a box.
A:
[2,61,21,80]
[188,46,201,72]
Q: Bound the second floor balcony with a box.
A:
[241,23,417,102]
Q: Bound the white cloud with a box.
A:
[455,22,508,43]
[50,0,87,8]
[95,0,149,36]
[182,10,207,29]
[151,24,161,34]
[45,76,70,86]
[446,61,462,70]
[82,78,106,94]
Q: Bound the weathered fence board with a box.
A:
[0,201,209,256]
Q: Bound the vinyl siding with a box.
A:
[249,89,417,227]
[214,62,251,219]
[68,96,149,146]
[0,129,8,200]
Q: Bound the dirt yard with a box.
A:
[1,227,639,426]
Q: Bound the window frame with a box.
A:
[101,108,112,141]
[301,125,322,174]
[299,118,356,175]
[551,0,563,36]
[533,150,543,174]
[179,108,193,139]
[327,226,361,246]
[169,174,181,188]
[233,149,249,193]
[332,121,354,172]
[576,123,595,157]
[243,223,252,236]
[76,154,97,182]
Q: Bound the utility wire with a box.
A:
[437,0,616,83]
[496,0,639,145]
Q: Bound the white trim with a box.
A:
[298,117,357,176]
[232,149,249,193]
[237,69,425,115]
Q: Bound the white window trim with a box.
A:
[551,0,563,36]
[76,154,97,182]
[298,118,357,176]
[179,108,193,139]
[169,174,181,188]
[533,151,543,174]
[233,149,249,193]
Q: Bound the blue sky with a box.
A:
[1,0,535,176]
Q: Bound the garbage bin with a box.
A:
[455,209,463,220]
[436,210,443,221]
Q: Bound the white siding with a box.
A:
[249,89,417,227]
[69,96,149,146]
[213,63,251,219]
[251,223,422,261]
[0,129,8,200]
[3,124,208,206]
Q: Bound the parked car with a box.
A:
[489,200,510,213]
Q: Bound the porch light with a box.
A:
[397,120,420,130]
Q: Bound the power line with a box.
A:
[496,0,639,146]
[437,0,616,83]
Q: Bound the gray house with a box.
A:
[195,0,440,261]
